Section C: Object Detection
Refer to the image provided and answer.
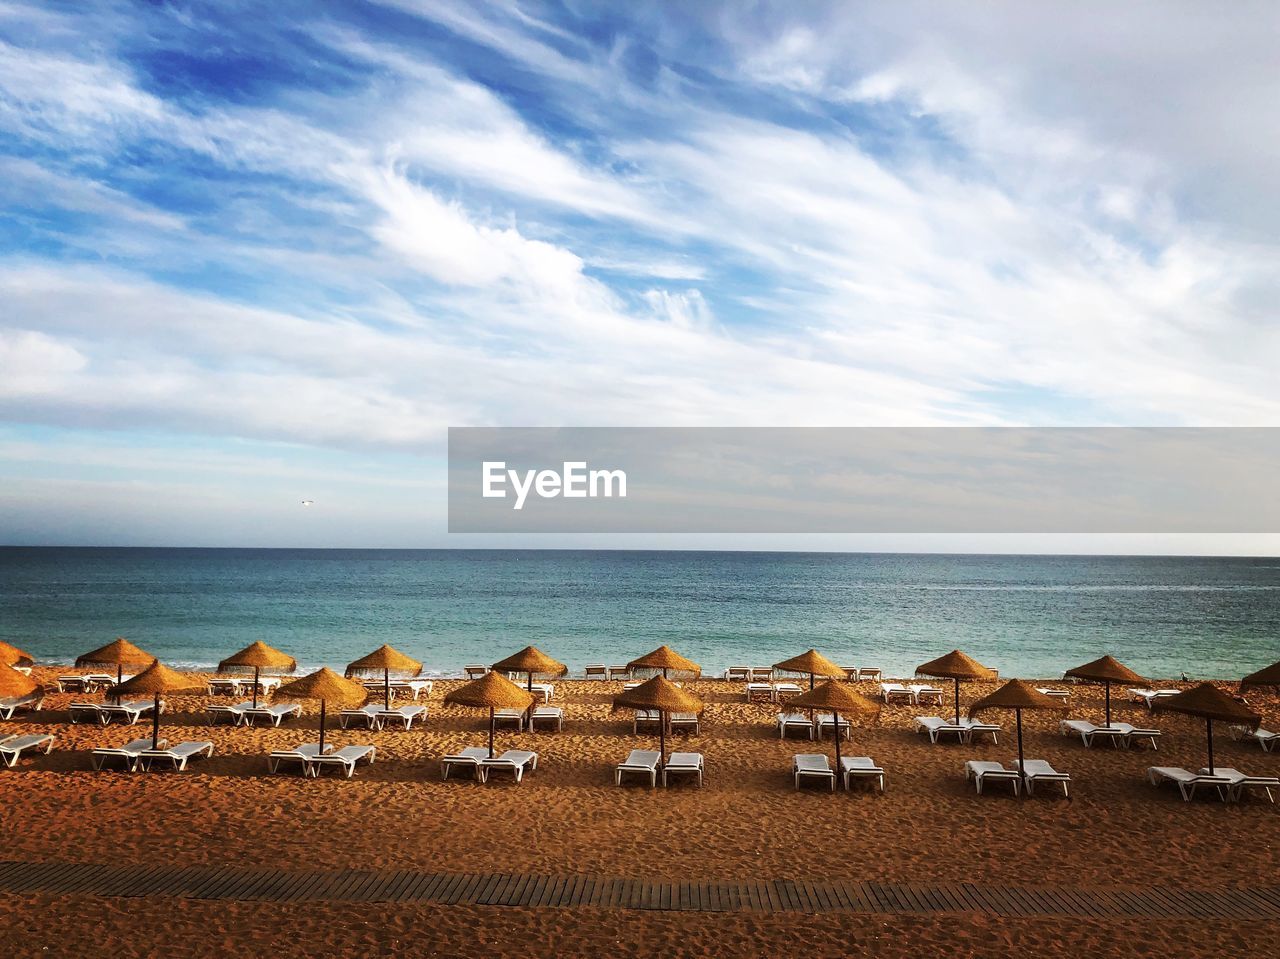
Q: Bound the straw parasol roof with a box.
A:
[1151,683,1261,727]
[916,649,996,680]
[492,646,568,678]
[969,680,1069,717]
[445,671,536,712]
[106,660,205,751]
[0,664,38,699]
[344,644,423,679]
[1064,655,1145,685]
[76,637,154,669]
[0,640,34,668]
[786,681,882,720]
[1239,659,1280,692]
[627,645,701,678]
[275,668,369,707]
[611,676,704,716]
[219,641,296,674]
[774,649,846,682]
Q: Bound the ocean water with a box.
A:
[1,548,1278,680]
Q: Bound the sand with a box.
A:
[1,669,1278,957]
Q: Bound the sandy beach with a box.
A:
[1,669,1277,956]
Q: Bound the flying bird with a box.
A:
[301,500,314,507]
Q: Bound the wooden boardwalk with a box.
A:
[0,860,1275,920]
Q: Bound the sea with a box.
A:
[1,548,1277,680]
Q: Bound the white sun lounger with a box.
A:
[0,692,44,720]
[93,737,163,772]
[908,684,945,705]
[1059,719,1127,748]
[464,665,488,679]
[268,743,331,775]
[1127,688,1179,708]
[441,746,491,781]
[615,749,661,787]
[858,668,882,681]
[1232,726,1279,752]
[793,753,835,791]
[773,681,803,699]
[777,712,815,740]
[585,664,608,680]
[1021,759,1071,798]
[880,683,914,704]
[376,704,428,729]
[0,733,55,767]
[362,678,433,700]
[959,718,1001,743]
[339,704,383,729]
[914,716,968,744]
[58,673,116,693]
[1111,722,1161,750]
[206,702,253,726]
[138,740,214,772]
[749,667,774,681]
[310,744,376,778]
[965,760,1021,796]
[724,666,752,681]
[663,751,704,787]
[530,706,563,731]
[1199,767,1280,804]
[69,702,106,725]
[669,712,700,735]
[494,708,527,731]
[98,700,157,726]
[529,682,554,703]
[840,756,885,793]
[1036,687,1070,700]
[1147,766,1231,802]
[480,749,537,783]
[816,713,851,740]
[633,709,662,733]
[241,703,302,727]
[206,677,246,696]
[745,682,775,702]
[608,665,631,680]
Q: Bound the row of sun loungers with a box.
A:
[68,700,157,726]
[1059,720,1161,749]
[206,702,302,727]
[613,749,705,787]
[913,716,1001,744]
[205,677,283,697]
[266,743,377,778]
[0,692,43,720]
[89,737,216,772]
[440,746,538,783]
[338,704,429,730]
[56,673,130,693]
[964,759,1072,797]
[1147,766,1280,803]
[792,754,887,792]
[0,733,55,767]
[777,712,853,740]
[879,683,945,704]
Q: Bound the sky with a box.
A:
[1,1,1278,551]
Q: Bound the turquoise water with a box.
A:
[1,548,1277,679]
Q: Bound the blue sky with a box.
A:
[2,1,1279,550]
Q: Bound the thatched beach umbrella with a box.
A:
[345,644,423,710]
[1064,655,1146,728]
[612,676,704,765]
[218,641,296,708]
[1152,683,1261,775]
[785,681,881,780]
[106,661,205,750]
[627,645,701,680]
[1239,660,1280,693]
[916,649,997,724]
[0,663,38,699]
[445,672,535,758]
[969,680,1068,778]
[0,640,34,668]
[77,637,155,702]
[774,649,846,690]
[274,668,368,756]
[493,646,567,718]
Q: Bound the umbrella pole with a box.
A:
[319,700,326,754]
[659,710,666,768]
[1206,718,1214,775]
[1015,709,1026,799]
[834,711,842,790]
[253,666,260,708]
[954,678,961,725]
[385,669,391,711]
[1104,682,1111,728]
[152,692,161,751]
[489,707,495,758]
[527,672,535,723]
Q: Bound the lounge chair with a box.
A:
[206,677,245,696]
[338,704,383,729]
[964,760,1021,796]
[773,681,802,698]
[663,751,704,787]
[441,746,491,781]
[879,683,914,704]
[746,682,775,702]
[529,682,554,703]
[377,704,428,730]
[0,692,44,720]
[1059,719,1127,748]
[840,756,885,793]
[92,737,162,772]
[1232,726,1279,752]
[98,700,157,726]
[815,712,851,740]
[857,668,882,681]
[528,706,563,732]
[493,708,527,731]
[585,664,608,680]
[1127,688,1179,709]
[908,684,944,705]
[1112,722,1161,750]
[207,702,252,726]
[669,712,700,735]
[749,667,774,681]
[615,749,661,787]
[959,718,1001,743]
[1199,767,1280,804]
[633,709,662,734]
[310,744,376,779]
[0,733,54,767]
[792,753,835,791]
[68,702,105,725]
[1021,759,1071,798]
[608,665,631,680]
[268,743,330,775]
[464,665,488,679]
[1036,687,1070,700]
[480,749,537,783]
[724,666,751,681]
[58,673,115,693]
[1146,766,1231,802]
[841,666,860,680]
[914,716,968,744]
[362,679,433,700]
[241,703,302,727]
[777,712,815,740]
[138,741,214,772]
